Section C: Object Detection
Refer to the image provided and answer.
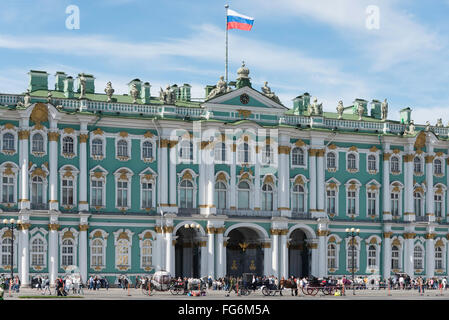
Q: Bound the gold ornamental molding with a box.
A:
[3,123,15,130]
[414,131,426,150]
[316,149,325,157]
[254,207,260,211]
[3,164,15,176]
[261,242,271,249]
[280,229,288,235]
[144,131,154,138]
[119,131,128,138]
[168,140,179,148]
[295,139,306,147]
[316,230,329,237]
[294,176,305,186]
[435,239,444,247]
[308,148,317,157]
[18,130,30,140]
[199,241,207,247]
[79,225,89,232]
[163,226,174,233]
[181,171,193,181]
[79,134,88,143]
[216,172,227,183]
[383,153,392,161]
[403,232,416,239]
[237,109,252,118]
[348,146,358,152]
[369,238,378,244]
[215,227,226,234]
[425,155,435,163]
[92,128,104,135]
[159,139,170,148]
[31,167,47,178]
[63,127,75,134]
[307,243,318,249]
[403,212,414,216]
[30,103,48,124]
[18,223,31,231]
[415,149,423,155]
[425,233,436,240]
[232,143,237,152]
[48,132,59,141]
[230,206,236,210]
[369,146,378,152]
[270,228,282,236]
[403,154,414,162]
[200,141,213,150]
[206,227,216,234]
[278,146,291,154]
[383,232,393,239]
[62,230,74,240]
[277,207,290,211]
[392,148,401,154]
[263,175,274,185]
[327,144,337,150]
[154,226,163,233]
[48,224,60,231]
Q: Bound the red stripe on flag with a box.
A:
[227,21,253,31]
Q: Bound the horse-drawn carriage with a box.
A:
[141,270,172,295]
[302,277,339,296]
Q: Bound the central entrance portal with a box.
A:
[175,225,201,278]
[288,229,310,278]
[226,227,264,277]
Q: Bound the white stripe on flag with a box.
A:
[227,9,254,21]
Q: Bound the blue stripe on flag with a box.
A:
[227,15,254,26]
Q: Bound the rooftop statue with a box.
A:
[47,91,52,103]
[104,81,115,103]
[207,76,227,100]
[381,98,388,121]
[17,90,32,108]
[130,83,139,104]
[159,85,176,104]
[337,100,344,119]
[261,81,281,104]
[425,121,430,131]
[309,97,322,116]
[79,75,86,99]
[436,118,443,127]
[405,120,416,135]
[357,102,364,120]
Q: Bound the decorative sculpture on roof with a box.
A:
[261,81,281,104]
[309,97,322,116]
[159,85,176,104]
[207,76,228,100]
[357,101,364,120]
[79,75,86,99]
[23,90,31,106]
[405,120,416,135]
[104,81,114,103]
[337,100,344,119]
[47,91,52,103]
[381,98,388,121]
[436,118,443,127]
[130,83,139,104]
[425,121,430,131]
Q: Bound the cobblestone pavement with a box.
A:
[3,287,449,300]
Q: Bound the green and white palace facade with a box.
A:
[1,64,449,286]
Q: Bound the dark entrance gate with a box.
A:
[288,229,310,278]
[175,226,201,278]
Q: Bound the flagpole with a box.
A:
[225,4,229,84]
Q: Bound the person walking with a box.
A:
[43,276,51,295]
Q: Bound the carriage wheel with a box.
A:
[301,287,308,295]
[324,287,334,295]
[262,287,270,296]
[307,287,318,296]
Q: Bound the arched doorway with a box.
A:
[175,225,201,278]
[226,227,264,276]
[288,229,310,278]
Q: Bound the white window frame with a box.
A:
[214,179,229,210]
[390,155,402,175]
[29,228,48,271]
[237,142,253,165]
[346,152,359,173]
[60,132,77,159]
[114,168,133,210]
[413,155,424,176]
[413,188,424,217]
[237,179,253,210]
[139,169,157,210]
[58,227,79,269]
[391,244,402,271]
[366,153,379,174]
[0,228,18,269]
[434,158,444,176]
[113,229,134,271]
[365,181,380,218]
[89,229,108,271]
[138,230,155,270]
[89,132,106,160]
[30,130,47,157]
[141,139,155,163]
[116,138,130,160]
[325,150,339,172]
[214,142,227,163]
[89,165,108,209]
[178,139,194,162]
[434,245,445,271]
[326,234,342,272]
[291,147,307,168]
[261,144,275,166]
[413,243,424,271]
[59,165,79,209]
[261,183,275,211]
[325,179,340,217]
[0,162,18,205]
[177,169,198,208]
[390,182,403,218]
[1,128,18,156]
[345,180,361,217]
[345,236,361,272]
[365,236,381,272]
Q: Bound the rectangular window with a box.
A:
[91,180,103,206]
[367,192,376,215]
[2,176,14,203]
[435,194,443,217]
[141,183,152,209]
[117,181,128,207]
[347,191,356,214]
[391,193,399,216]
[326,190,336,214]
[61,179,74,206]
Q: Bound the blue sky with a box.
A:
[0,0,449,124]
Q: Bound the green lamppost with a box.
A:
[345,227,360,295]
[2,218,22,294]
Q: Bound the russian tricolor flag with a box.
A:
[227,9,254,31]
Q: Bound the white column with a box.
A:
[78,129,88,211]
[280,232,288,278]
[318,233,327,278]
[18,128,30,209]
[310,240,319,277]
[426,235,435,278]
[207,227,215,278]
[403,148,414,221]
[278,144,291,217]
[200,240,208,277]
[383,153,391,220]
[382,232,392,278]
[216,230,225,278]
[271,232,279,278]
[254,147,261,210]
[199,150,206,211]
[263,241,272,276]
[168,141,178,213]
[309,149,317,215]
[230,143,236,209]
[78,224,88,283]
[48,221,59,285]
[403,234,414,276]
[425,154,434,222]
[165,226,174,274]
[316,149,325,217]
[160,141,169,208]
[207,147,216,215]
[48,127,59,211]
[19,224,30,286]
[154,227,162,271]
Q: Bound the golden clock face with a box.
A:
[240,94,250,105]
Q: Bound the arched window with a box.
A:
[391,245,400,269]
[368,155,377,171]
[141,182,153,209]
[214,181,227,209]
[2,133,14,151]
[238,143,250,163]
[261,183,273,211]
[117,140,128,157]
[31,176,44,206]
[292,147,304,166]
[262,145,273,165]
[327,152,336,169]
[32,133,44,153]
[61,178,74,206]
[179,180,194,208]
[2,175,14,204]
[390,156,400,173]
[31,238,45,267]
[413,246,423,270]
[327,243,337,269]
[179,140,193,160]
[347,154,357,170]
[91,238,104,267]
[367,244,377,269]
[414,192,423,216]
[237,181,250,209]
[434,159,442,175]
[61,239,74,266]
[347,243,359,271]
[1,238,12,266]
[92,139,103,156]
[292,184,305,213]
[435,247,443,270]
[141,239,152,268]
[63,136,74,154]
[414,157,422,173]
[116,239,130,267]
[142,141,153,159]
[214,142,226,162]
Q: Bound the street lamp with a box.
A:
[345,227,360,295]
[2,218,22,294]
